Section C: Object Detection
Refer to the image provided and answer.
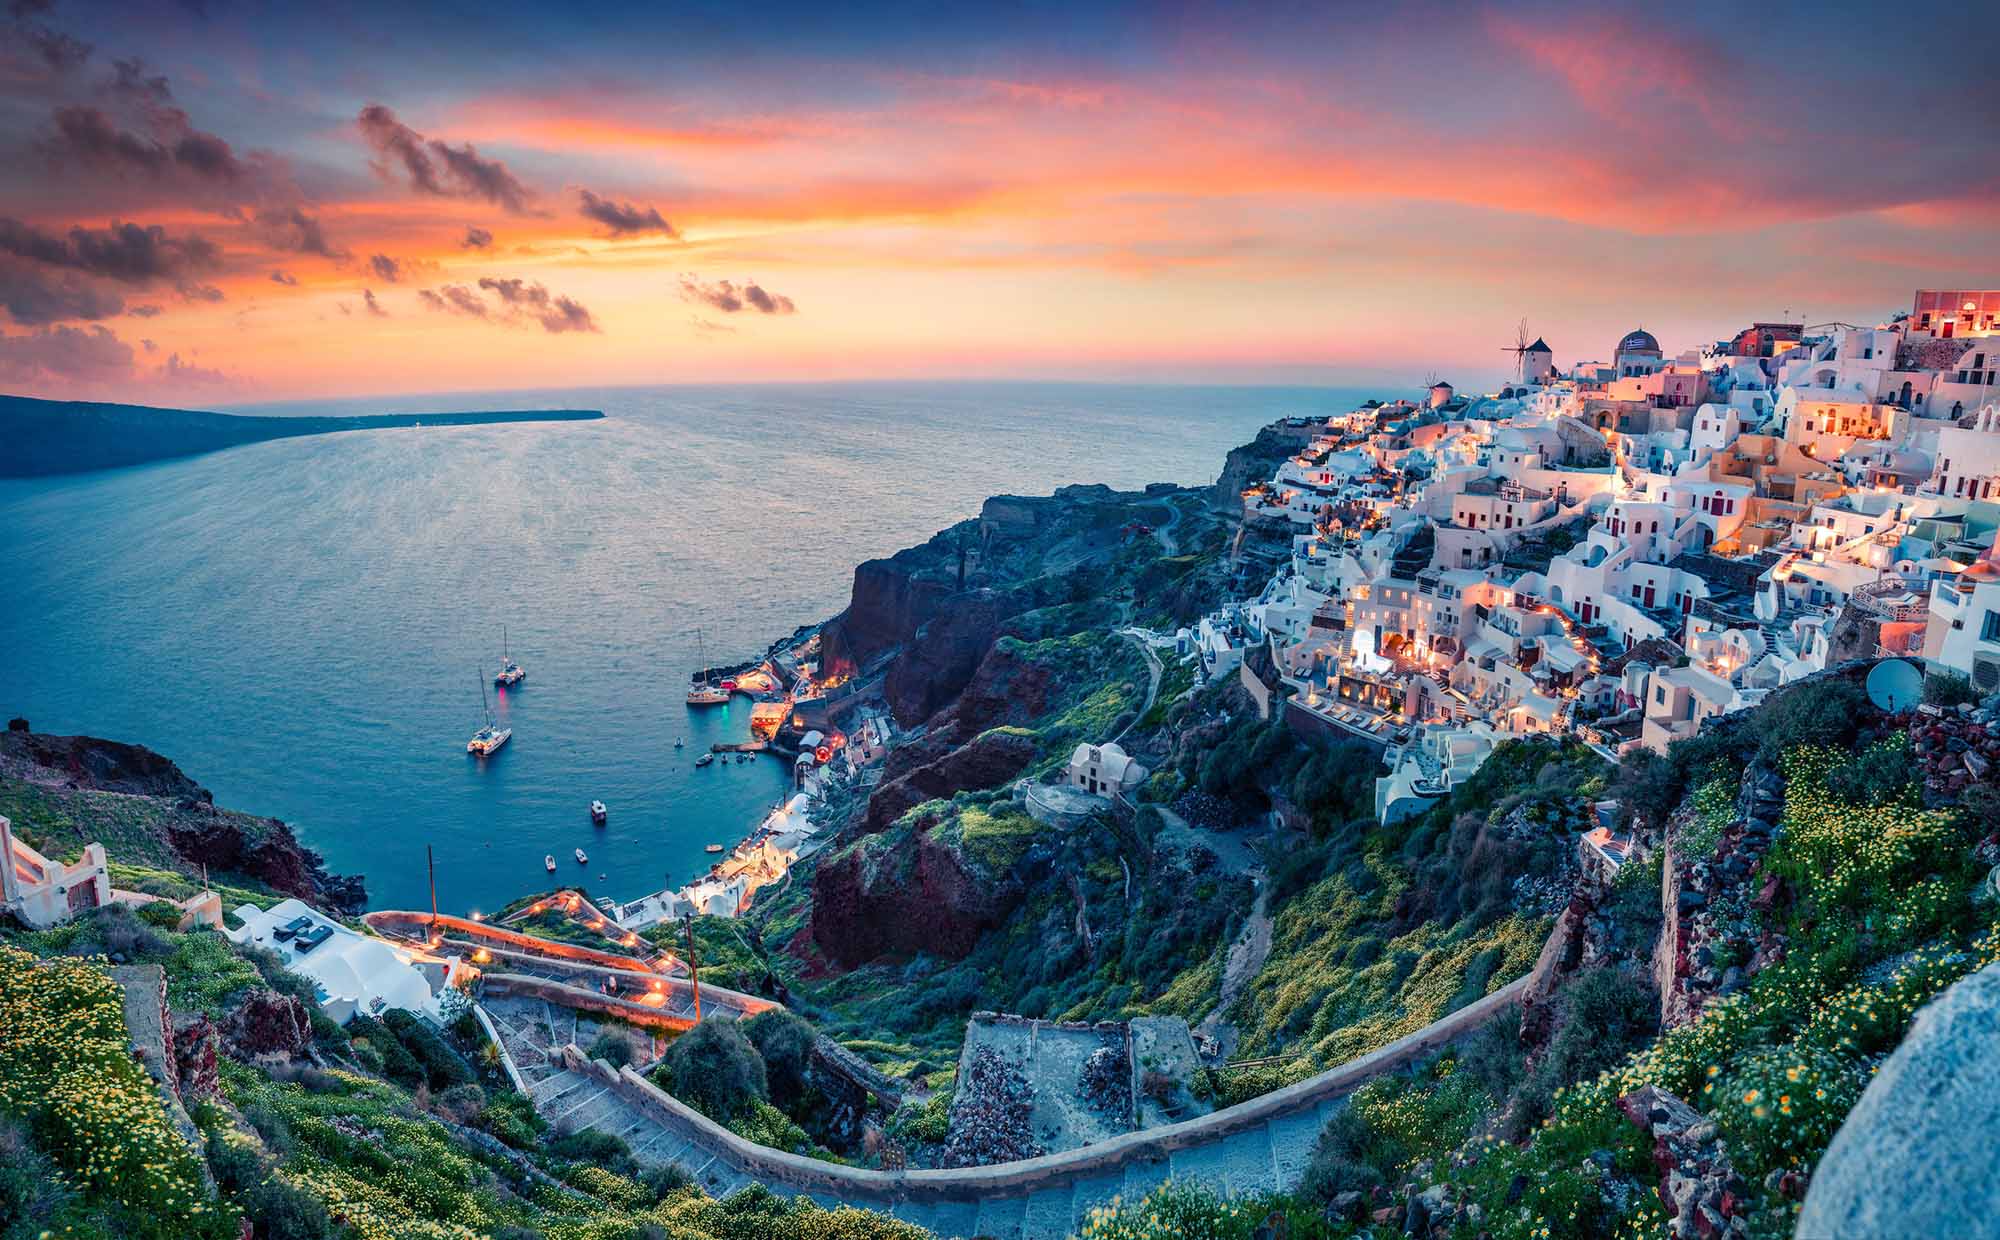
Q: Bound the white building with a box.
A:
[228,897,456,1024]
[1068,742,1147,798]
[0,814,110,930]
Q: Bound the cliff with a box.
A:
[0,726,365,912]
[0,392,604,478]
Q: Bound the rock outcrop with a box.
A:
[221,988,316,1062]
[1617,1086,1751,1239]
[164,806,366,913]
[810,813,1022,965]
[862,728,1039,833]
[0,729,209,799]
[1797,961,2000,1239]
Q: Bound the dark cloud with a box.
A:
[18,22,91,73]
[10,0,57,17]
[476,276,599,333]
[576,189,676,238]
[679,275,795,315]
[417,284,488,317]
[161,351,226,385]
[176,280,223,303]
[0,257,124,325]
[269,269,297,286]
[42,104,246,185]
[357,104,533,212]
[368,253,402,282]
[362,288,387,317]
[127,303,162,317]
[0,323,135,386]
[254,206,346,260]
[0,217,220,285]
[460,225,493,250]
[140,337,155,352]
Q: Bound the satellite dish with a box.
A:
[1866,659,1923,712]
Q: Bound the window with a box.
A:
[1983,611,2000,643]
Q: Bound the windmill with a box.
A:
[1501,318,1549,385]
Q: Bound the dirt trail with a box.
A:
[1197,879,1274,1058]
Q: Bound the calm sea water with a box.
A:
[0,382,1370,914]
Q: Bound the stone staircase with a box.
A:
[528,1056,1348,1240]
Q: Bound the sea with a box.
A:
[0,381,1375,915]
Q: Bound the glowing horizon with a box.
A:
[1,1,1995,404]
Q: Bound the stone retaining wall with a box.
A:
[571,971,1535,1205]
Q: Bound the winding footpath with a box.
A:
[503,974,1532,1239]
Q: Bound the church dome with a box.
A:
[1616,329,1661,356]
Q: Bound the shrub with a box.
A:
[587,1029,634,1068]
[660,1016,768,1121]
[383,1008,476,1090]
[744,1007,817,1107]
[243,1177,337,1240]
[1924,669,1977,708]
[547,1127,637,1178]
[136,901,186,930]
[1706,1044,1867,1178]
[639,1162,695,1201]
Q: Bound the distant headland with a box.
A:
[0,393,606,478]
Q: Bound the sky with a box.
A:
[0,0,1995,404]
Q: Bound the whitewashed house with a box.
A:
[229,897,456,1024]
[1067,742,1147,798]
[0,814,110,929]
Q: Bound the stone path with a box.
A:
[496,972,1534,1240]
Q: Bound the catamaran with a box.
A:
[495,624,526,686]
[686,627,730,705]
[467,672,512,756]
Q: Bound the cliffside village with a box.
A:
[1184,288,2000,837]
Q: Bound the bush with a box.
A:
[243,1177,337,1240]
[383,1008,476,1089]
[1924,669,1977,708]
[547,1127,637,1178]
[136,900,186,930]
[639,1162,695,1201]
[744,1007,817,1107]
[587,1030,634,1068]
[660,1016,768,1121]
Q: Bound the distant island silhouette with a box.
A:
[0,393,606,478]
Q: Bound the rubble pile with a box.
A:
[1618,1086,1755,1239]
[1660,763,1787,1031]
[941,1047,1043,1167]
[1904,698,2000,796]
[1078,1043,1130,1119]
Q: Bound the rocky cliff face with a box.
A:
[0,729,210,799]
[1210,424,1309,513]
[0,729,366,913]
[818,546,961,679]
[810,809,1023,965]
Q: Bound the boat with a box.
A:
[674,737,685,749]
[467,673,512,755]
[590,800,608,824]
[543,855,556,872]
[495,624,526,686]
[574,848,589,864]
[686,628,730,705]
[695,752,714,767]
[705,843,725,854]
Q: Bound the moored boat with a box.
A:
[695,752,714,767]
[687,628,730,705]
[543,855,557,872]
[494,624,526,686]
[590,800,608,824]
[468,672,511,755]
[705,843,724,854]
[574,848,588,864]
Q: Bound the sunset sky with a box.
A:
[1,0,1995,403]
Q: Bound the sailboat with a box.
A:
[686,627,729,705]
[494,625,526,686]
[467,672,512,755]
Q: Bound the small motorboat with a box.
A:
[705,843,725,854]
[543,855,557,873]
[574,848,589,864]
[695,752,714,767]
[674,738,685,749]
[590,800,608,824]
